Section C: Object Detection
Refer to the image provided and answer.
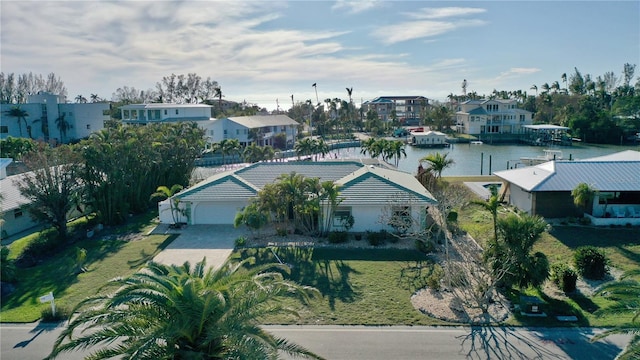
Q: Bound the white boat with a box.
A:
[470,141,483,145]
[520,149,563,166]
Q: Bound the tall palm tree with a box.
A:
[150,184,184,225]
[214,87,223,114]
[386,140,407,167]
[561,73,568,93]
[530,84,538,97]
[74,94,87,103]
[420,152,455,179]
[90,93,100,103]
[4,106,28,137]
[591,269,640,360]
[48,259,323,360]
[55,114,71,143]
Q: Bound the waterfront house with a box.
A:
[409,130,447,148]
[207,115,299,148]
[0,92,110,144]
[455,99,533,135]
[494,150,640,225]
[158,160,437,233]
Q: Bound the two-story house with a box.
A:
[206,115,299,148]
[455,99,533,135]
[0,92,110,144]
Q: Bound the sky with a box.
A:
[1,1,639,111]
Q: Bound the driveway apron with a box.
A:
[152,224,247,269]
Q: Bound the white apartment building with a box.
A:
[362,96,429,124]
[0,92,110,144]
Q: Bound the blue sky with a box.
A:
[1,1,638,110]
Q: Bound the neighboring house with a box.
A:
[0,172,39,239]
[0,92,110,144]
[455,99,532,135]
[120,103,213,123]
[494,150,640,225]
[207,115,299,147]
[158,160,437,233]
[362,96,429,124]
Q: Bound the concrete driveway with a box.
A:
[151,224,248,270]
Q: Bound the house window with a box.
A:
[520,114,525,122]
[14,208,23,218]
[390,206,412,232]
[223,130,227,135]
[86,124,91,130]
[164,109,168,115]
[333,207,352,229]
[209,130,214,136]
[175,109,179,115]
[281,126,286,132]
[123,110,129,118]
[154,110,161,119]
[0,126,7,134]
[236,129,240,135]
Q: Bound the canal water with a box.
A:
[195,143,639,179]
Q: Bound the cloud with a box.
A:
[331,0,382,14]
[372,19,487,44]
[496,67,542,80]
[405,7,486,20]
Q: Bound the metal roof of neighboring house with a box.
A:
[0,172,31,212]
[226,115,299,129]
[582,150,640,161]
[494,158,640,192]
[175,160,437,205]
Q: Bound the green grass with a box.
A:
[1,215,174,323]
[232,247,450,326]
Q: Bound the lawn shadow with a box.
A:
[397,259,437,292]
[616,245,640,265]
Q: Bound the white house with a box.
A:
[494,150,640,224]
[362,96,429,124]
[0,92,110,144]
[206,115,299,147]
[455,99,532,135]
[0,172,39,239]
[120,103,213,123]
[158,160,437,233]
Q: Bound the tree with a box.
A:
[571,182,596,215]
[74,94,87,103]
[48,259,323,360]
[15,145,83,241]
[55,114,71,143]
[0,136,36,160]
[591,269,640,360]
[420,152,454,180]
[150,184,184,225]
[4,106,28,137]
[485,213,550,289]
[90,93,101,103]
[472,185,500,241]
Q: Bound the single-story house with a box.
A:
[159,160,437,233]
[0,170,40,240]
[494,150,640,225]
[410,131,447,148]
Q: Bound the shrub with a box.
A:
[16,229,60,267]
[41,305,71,323]
[426,264,444,290]
[550,263,578,294]
[574,246,609,280]
[446,211,458,223]
[415,239,435,254]
[234,236,247,248]
[327,231,348,244]
[275,227,288,237]
[366,230,385,246]
[1,246,17,283]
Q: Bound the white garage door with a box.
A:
[192,202,244,224]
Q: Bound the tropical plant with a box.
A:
[591,270,640,360]
[574,246,610,280]
[420,152,455,180]
[4,106,28,137]
[571,182,596,215]
[485,212,550,289]
[472,185,500,241]
[150,184,185,225]
[48,258,323,360]
[55,114,71,143]
[74,94,87,103]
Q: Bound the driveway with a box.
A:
[151,224,247,270]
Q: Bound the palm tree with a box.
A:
[214,87,223,114]
[90,93,100,103]
[4,106,28,137]
[571,182,596,215]
[74,94,87,103]
[472,185,500,241]
[150,184,184,225]
[48,259,323,360]
[530,84,538,97]
[386,140,407,167]
[420,152,455,180]
[561,73,568,93]
[591,269,640,359]
[55,114,71,143]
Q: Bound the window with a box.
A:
[390,206,412,232]
[154,110,161,119]
[209,130,214,136]
[333,207,352,229]
[86,124,91,130]
[0,126,7,134]
[175,109,179,115]
[164,109,168,115]
[123,110,129,118]
[236,129,240,135]
[14,208,23,218]
[223,129,227,135]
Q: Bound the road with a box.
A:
[1,323,630,360]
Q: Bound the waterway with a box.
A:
[195,143,639,179]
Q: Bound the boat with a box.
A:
[470,141,483,145]
[520,149,563,166]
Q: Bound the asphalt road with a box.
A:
[1,323,631,360]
